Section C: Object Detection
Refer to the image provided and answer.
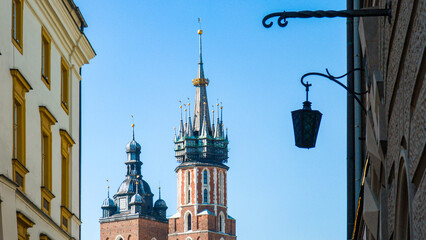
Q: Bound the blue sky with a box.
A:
[76,1,348,239]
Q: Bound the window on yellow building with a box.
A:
[61,58,70,114]
[39,106,56,215]
[60,129,74,232]
[11,69,31,192]
[12,0,23,53]
[40,234,51,240]
[16,212,34,240]
[41,28,51,89]
[61,154,69,207]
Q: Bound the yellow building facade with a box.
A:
[0,0,95,239]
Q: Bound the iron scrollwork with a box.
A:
[263,6,392,28]
[300,68,368,113]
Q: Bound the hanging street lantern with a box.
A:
[292,69,367,149]
[292,98,322,149]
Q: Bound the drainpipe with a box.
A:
[78,70,82,240]
[353,0,362,214]
[347,0,355,239]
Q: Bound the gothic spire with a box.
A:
[211,108,215,135]
[214,103,221,138]
[198,28,205,79]
[178,105,185,139]
[192,27,211,135]
[186,102,194,137]
[200,102,209,138]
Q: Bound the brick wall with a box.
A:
[100,217,168,240]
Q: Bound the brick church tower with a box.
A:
[168,28,237,240]
[100,127,169,240]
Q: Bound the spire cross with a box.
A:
[106,179,110,198]
[159,186,162,199]
[197,19,204,79]
[131,115,135,140]
[220,102,224,122]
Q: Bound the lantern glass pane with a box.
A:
[292,109,322,149]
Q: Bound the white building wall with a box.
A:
[0,0,94,239]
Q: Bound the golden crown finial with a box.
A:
[131,124,135,127]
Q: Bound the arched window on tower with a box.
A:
[187,189,191,204]
[203,170,208,184]
[186,170,191,204]
[187,171,191,186]
[203,189,208,203]
[218,212,225,233]
[185,212,192,231]
[219,214,222,232]
[219,171,224,205]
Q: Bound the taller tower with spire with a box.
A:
[168,27,236,240]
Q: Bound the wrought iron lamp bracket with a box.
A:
[301,68,368,113]
[263,2,392,28]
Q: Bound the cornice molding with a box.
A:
[27,0,95,72]
[176,162,229,172]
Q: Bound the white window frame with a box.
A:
[218,211,226,233]
[184,210,192,232]
[185,170,191,204]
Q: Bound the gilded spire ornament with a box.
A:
[192,18,209,86]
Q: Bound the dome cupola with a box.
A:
[126,124,141,161]
[124,124,143,177]
[102,197,114,207]
[101,184,116,218]
[153,187,168,219]
[129,181,149,214]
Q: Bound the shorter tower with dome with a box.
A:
[100,125,169,240]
